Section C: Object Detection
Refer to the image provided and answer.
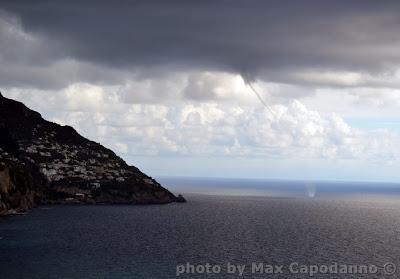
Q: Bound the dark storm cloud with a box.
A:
[1,0,400,87]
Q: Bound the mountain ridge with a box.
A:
[0,92,185,215]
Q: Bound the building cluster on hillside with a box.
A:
[15,128,135,190]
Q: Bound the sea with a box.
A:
[1,177,400,278]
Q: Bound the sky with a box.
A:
[1,1,400,182]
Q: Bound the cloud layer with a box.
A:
[5,85,400,166]
[2,1,400,89]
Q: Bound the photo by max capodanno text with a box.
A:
[176,262,396,277]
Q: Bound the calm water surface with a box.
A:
[1,178,400,278]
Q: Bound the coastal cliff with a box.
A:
[0,92,184,215]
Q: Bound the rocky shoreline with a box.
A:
[0,92,185,216]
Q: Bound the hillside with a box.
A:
[0,92,184,215]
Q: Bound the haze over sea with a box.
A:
[1,177,400,278]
